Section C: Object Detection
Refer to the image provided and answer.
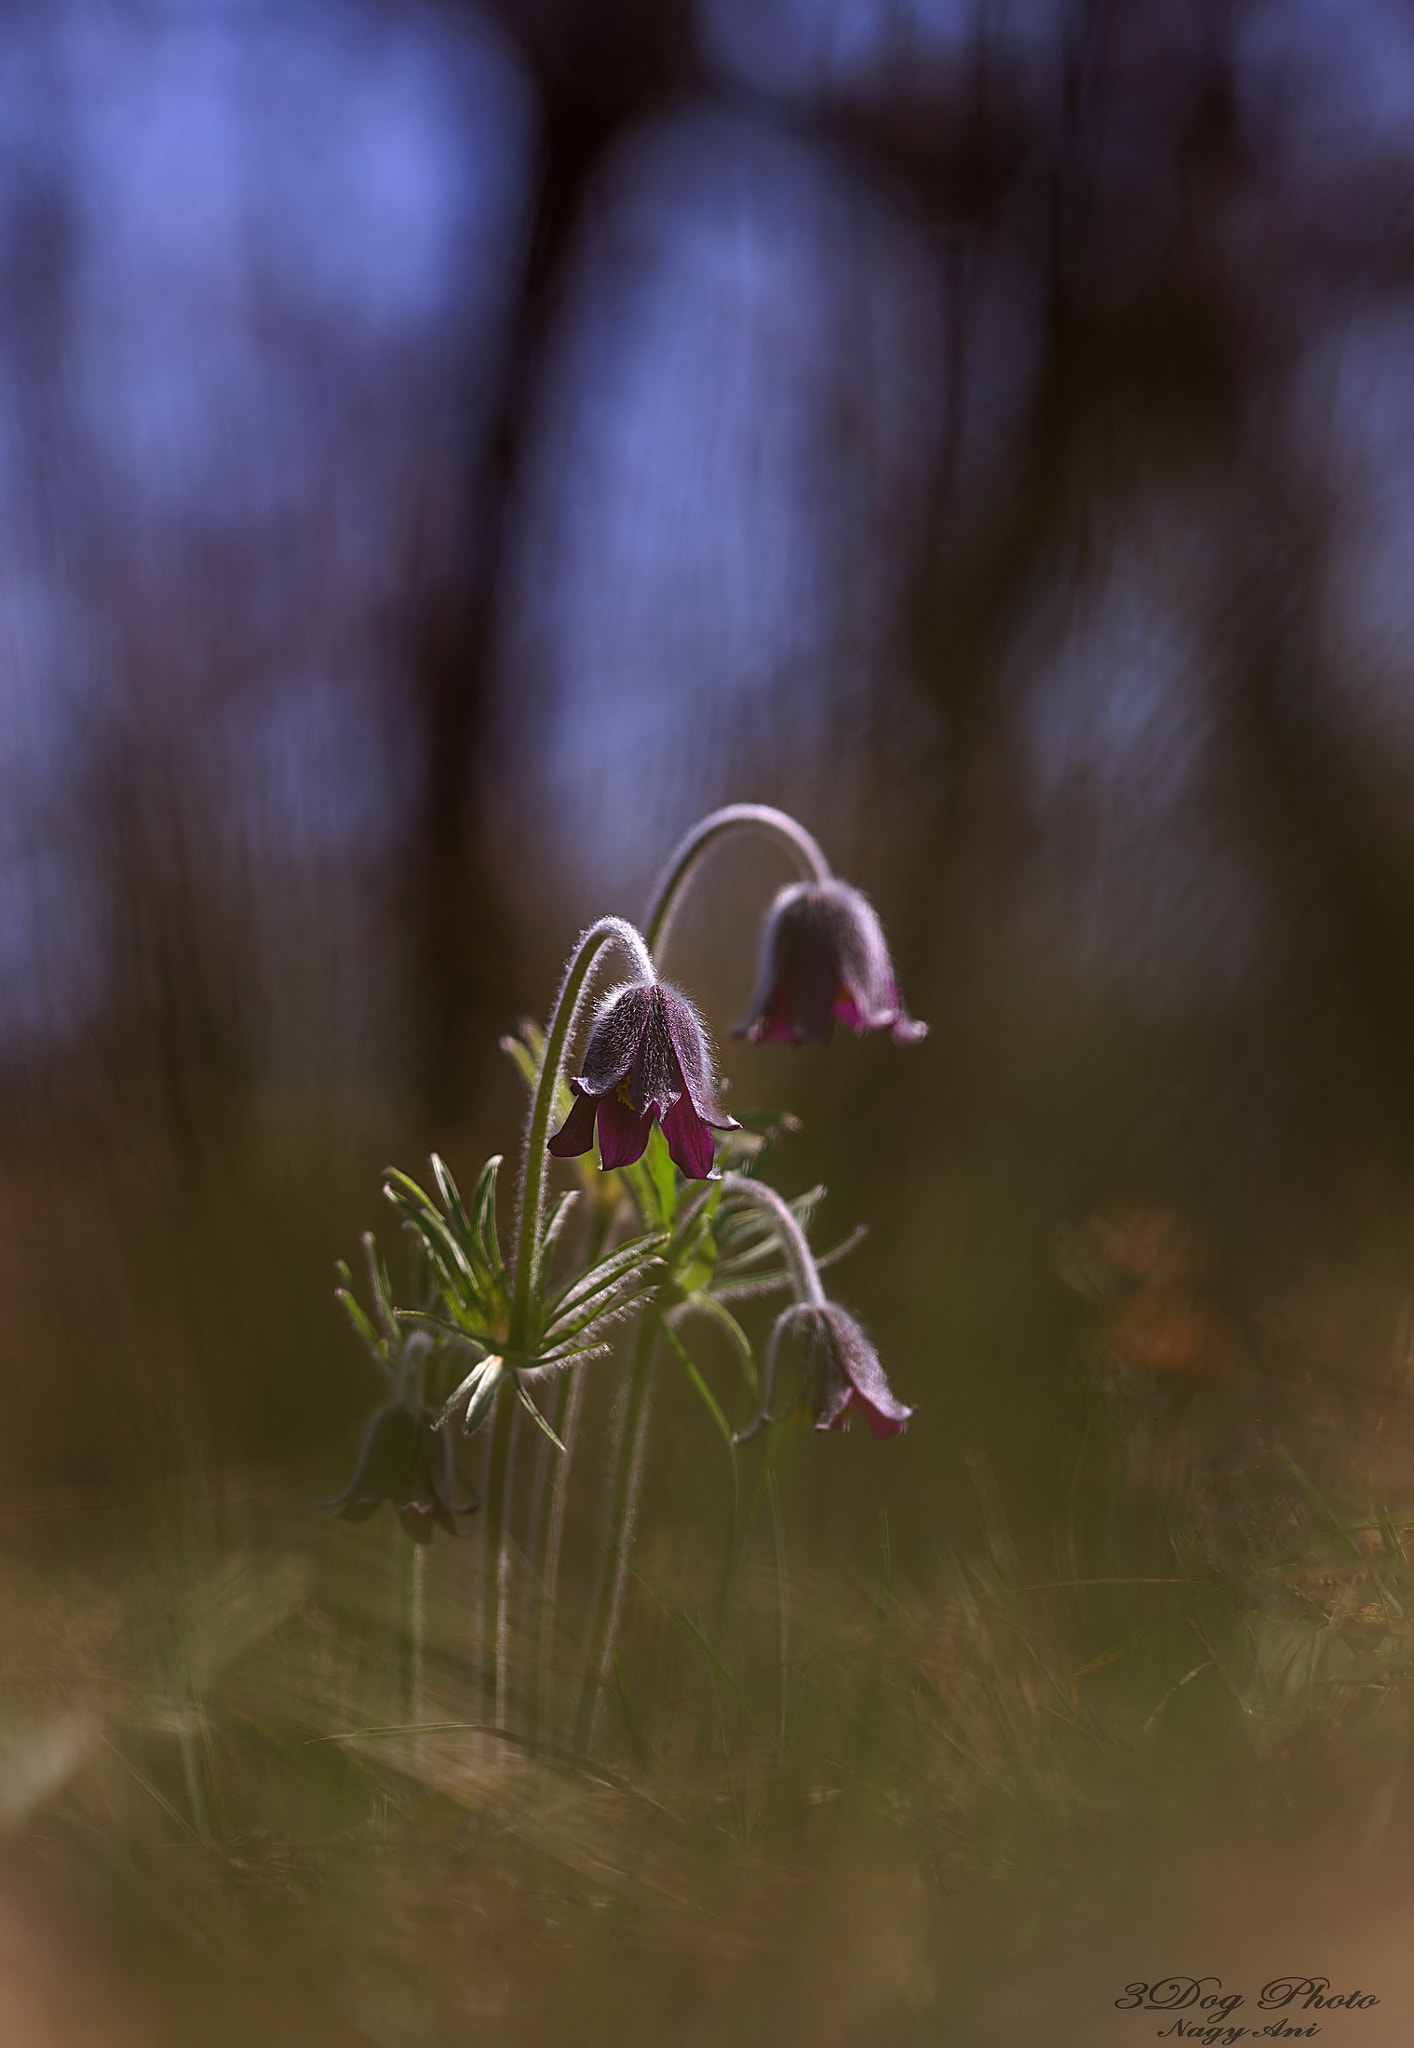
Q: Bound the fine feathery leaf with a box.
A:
[534,1190,580,1294]
[673,1293,759,1397]
[383,1170,495,1321]
[514,1379,567,1453]
[435,1356,498,1429]
[519,1339,613,1377]
[335,1288,396,1380]
[546,1232,669,1319]
[660,1321,738,1479]
[362,1231,399,1343]
[499,1032,538,1093]
[395,1306,490,1348]
[469,1153,507,1290]
[541,1266,665,1347]
[430,1151,475,1244]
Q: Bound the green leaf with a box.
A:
[644,1126,678,1225]
[430,1152,474,1242]
[672,1221,717,1298]
[534,1191,579,1294]
[500,1032,538,1092]
[469,1154,507,1291]
[514,1379,566,1453]
[335,1288,390,1369]
[362,1232,399,1343]
[676,1294,758,1397]
[461,1359,506,1435]
[542,1265,665,1346]
[661,1321,737,1485]
[545,1232,668,1319]
[383,1170,494,1321]
[397,1306,490,1346]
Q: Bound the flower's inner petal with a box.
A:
[397,1503,437,1545]
[597,1085,656,1170]
[660,1093,718,1179]
[548,1087,600,1159]
[847,1387,913,1438]
[833,984,866,1032]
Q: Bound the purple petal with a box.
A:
[627,987,684,1119]
[596,1087,655,1169]
[658,982,741,1126]
[547,1084,600,1159]
[578,983,654,1097]
[847,1387,914,1438]
[833,986,867,1032]
[397,1502,437,1545]
[660,1094,718,1179]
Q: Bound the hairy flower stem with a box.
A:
[720,1174,827,1309]
[528,1187,613,1738]
[642,804,832,961]
[510,915,654,1352]
[573,1315,659,1753]
[481,1380,517,1721]
[527,1363,583,1740]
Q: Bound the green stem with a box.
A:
[767,1469,790,1744]
[573,1316,659,1753]
[642,804,832,961]
[394,1528,413,1716]
[510,915,654,1350]
[527,1365,580,1740]
[482,1383,517,1720]
[719,1175,826,1308]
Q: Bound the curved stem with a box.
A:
[642,804,832,962]
[719,1174,827,1308]
[510,916,654,1350]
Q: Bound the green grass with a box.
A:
[2,1429,1413,2047]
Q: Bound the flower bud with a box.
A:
[324,1404,476,1544]
[734,879,926,1047]
[796,1303,914,1437]
[549,978,740,1179]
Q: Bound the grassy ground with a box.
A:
[4,1417,1414,2048]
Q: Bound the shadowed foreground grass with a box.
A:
[5,1439,1414,2048]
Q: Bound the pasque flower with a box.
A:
[549,979,740,1179]
[325,1403,476,1544]
[796,1303,914,1437]
[735,879,927,1046]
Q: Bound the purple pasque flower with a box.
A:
[548,979,740,1180]
[798,1303,914,1438]
[734,879,927,1047]
[324,1403,476,1544]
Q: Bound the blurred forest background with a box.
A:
[8,0,1414,2042]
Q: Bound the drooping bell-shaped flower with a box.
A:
[548,979,741,1180]
[324,1403,476,1544]
[735,879,927,1047]
[798,1303,914,1438]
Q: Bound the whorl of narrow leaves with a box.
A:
[383,1152,669,1433]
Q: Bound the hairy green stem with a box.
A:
[510,915,653,1351]
[573,1316,658,1753]
[642,804,832,961]
[481,1383,517,1720]
[719,1174,826,1308]
[527,1365,581,1739]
